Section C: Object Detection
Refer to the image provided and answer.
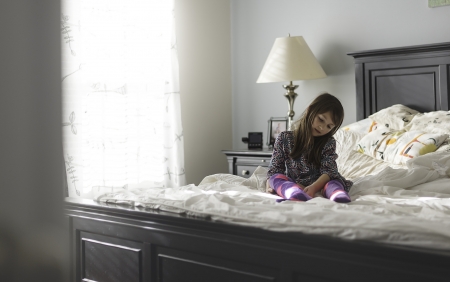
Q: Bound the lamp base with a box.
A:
[283,81,298,130]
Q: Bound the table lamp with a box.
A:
[257,35,327,129]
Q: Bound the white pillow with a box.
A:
[436,139,450,153]
[341,118,381,135]
[403,110,450,154]
[368,104,419,131]
[334,129,366,155]
[356,127,448,165]
[404,110,450,134]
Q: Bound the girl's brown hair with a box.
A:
[290,93,344,167]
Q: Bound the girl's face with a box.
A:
[312,111,335,137]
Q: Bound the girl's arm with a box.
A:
[320,137,354,192]
[266,133,289,193]
[319,138,342,180]
[304,138,337,197]
[267,133,288,177]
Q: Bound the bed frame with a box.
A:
[349,42,450,119]
[65,42,450,282]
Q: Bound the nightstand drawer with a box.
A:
[236,157,270,166]
[222,149,273,177]
[236,165,257,178]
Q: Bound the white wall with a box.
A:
[175,0,233,184]
[173,0,450,183]
[231,0,450,149]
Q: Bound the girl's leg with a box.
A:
[268,174,312,202]
[322,180,351,203]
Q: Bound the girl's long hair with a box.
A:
[290,93,344,167]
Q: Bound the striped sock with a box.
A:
[323,180,351,203]
[269,174,312,202]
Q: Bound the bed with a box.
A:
[65,42,450,282]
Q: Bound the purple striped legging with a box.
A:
[268,173,350,203]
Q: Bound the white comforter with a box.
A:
[95,150,450,250]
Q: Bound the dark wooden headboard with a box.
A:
[348,42,450,120]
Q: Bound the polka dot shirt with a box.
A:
[267,131,353,192]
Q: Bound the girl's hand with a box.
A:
[303,186,317,198]
[265,181,276,194]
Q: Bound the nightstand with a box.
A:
[221,149,273,178]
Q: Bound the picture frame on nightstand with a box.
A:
[267,116,288,148]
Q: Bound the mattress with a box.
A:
[94,127,450,250]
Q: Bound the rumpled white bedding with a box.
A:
[95,150,450,250]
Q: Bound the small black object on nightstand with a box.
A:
[241,132,263,150]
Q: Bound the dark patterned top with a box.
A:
[267,131,353,192]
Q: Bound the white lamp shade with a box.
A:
[256,36,326,83]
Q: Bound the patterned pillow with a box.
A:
[342,118,381,134]
[356,127,448,165]
[403,110,450,154]
[436,139,450,153]
[368,104,419,131]
[404,110,450,134]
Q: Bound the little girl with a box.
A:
[266,93,352,203]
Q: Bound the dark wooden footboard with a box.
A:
[65,198,450,282]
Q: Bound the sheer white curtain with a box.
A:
[62,0,185,198]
